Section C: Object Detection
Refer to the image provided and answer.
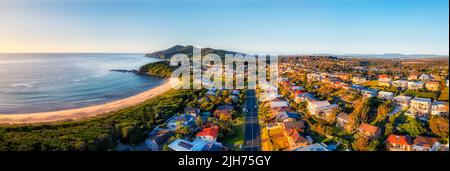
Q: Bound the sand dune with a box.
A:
[0,80,174,125]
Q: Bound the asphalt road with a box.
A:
[243,89,261,151]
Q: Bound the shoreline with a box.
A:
[0,80,173,125]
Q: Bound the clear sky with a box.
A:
[0,0,448,55]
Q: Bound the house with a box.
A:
[378,81,392,87]
[392,80,409,90]
[431,101,449,116]
[393,95,412,110]
[425,81,440,91]
[166,114,195,131]
[419,74,432,81]
[168,139,223,151]
[266,123,290,150]
[377,91,394,100]
[336,113,350,128]
[378,74,390,82]
[279,120,306,131]
[285,129,309,150]
[293,143,333,151]
[145,129,174,151]
[386,134,412,151]
[412,136,441,151]
[270,100,289,109]
[361,89,378,98]
[358,123,381,139]
[352,76,367,84]
[408,97,432,118]
[307,101,338,118]
[408,74,418,81]
[214,109,232,120]
[294,93,316,103]
[196,126,219,143]
[408,81,424,90]
[184,107,200,117]
[275,111,301,122]
[307,73,322,82]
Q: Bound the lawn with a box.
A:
[221,116,245,149]
[438,87,449,101]
[360,80,379,88]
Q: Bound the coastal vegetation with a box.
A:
[139,61,174,78]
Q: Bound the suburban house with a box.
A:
[386,134,412,151]
[377,91,394,100]
[392,80,409,90]
[294,93,316,103]
[275,110,301,123]
[419,74,432,81]
[307,101,338,118]
[168,138,223,151]
[285,129,309,150]
[408,81,424,90]
[195,126,219,143]
[408,97,432,118]
[393,95,412,110]
[352,75,367,84]
[431,101,449,116]
[336,113,350,129]
[408,74,418,81]
[412,136,441,151]
[425,81,440,91]
[307,73,322,82]
[270,100,289,109]
[266,123,290,150]
[293,143,335,151]
[166,114,195,131]
[378,74,391,82]
[145,129,174,151]
[184,107,200,117]
[214,109,232,120]
[361,89,378,98]
[358,123,381,139]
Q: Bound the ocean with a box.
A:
[0,53,163,114]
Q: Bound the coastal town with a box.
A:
[114,55,449,152]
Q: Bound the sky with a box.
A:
[0,0,448,55]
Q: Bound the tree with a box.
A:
[374,103,390,124]
[352,136,369,151]
[429,116,449,140]
[368,140,380,151]
[398,117,426,137]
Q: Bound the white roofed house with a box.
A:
[361,89,378,98]
[307,101,338,119]
[408,81,424,90]
[431,101,449,117]
[307,73,322,82]
[393,95,412,110]
[377,91,394,100]
[392,80,409,90]
[352,75,367,84]
[407,98,432,119]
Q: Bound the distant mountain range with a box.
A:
[313,53,448,59]
[145,45,243,59]
[146,45,447,59]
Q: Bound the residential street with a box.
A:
[243,89,261,151]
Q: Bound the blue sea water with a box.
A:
[0,53,163,114]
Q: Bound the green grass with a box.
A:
[361,80,379,88]
[221,116,245,148]
[404,90,439,100]
[438,87,449,101]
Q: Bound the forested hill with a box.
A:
[145,45,244,59]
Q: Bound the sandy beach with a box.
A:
[0,80,174,125]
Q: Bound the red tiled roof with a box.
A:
[196,126,219,139]
[358,123,379,134]
[413,136,439,148]
[386,134,412,146]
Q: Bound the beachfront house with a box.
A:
[393,95,412,110]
